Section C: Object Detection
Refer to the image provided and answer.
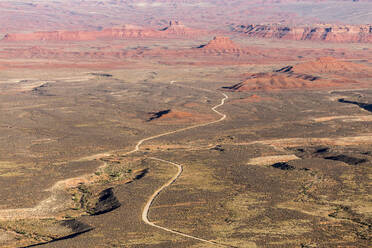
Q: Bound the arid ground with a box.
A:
[0,1,371,247]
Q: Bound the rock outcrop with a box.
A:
[276,57,372,76]
[231,24,372,43]
[223,57,370,92]
[199,36,242,52]
[2,22,207,42]
[223,72,339,91]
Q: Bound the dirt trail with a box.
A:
[141,157,231,247]
[130,84,230,247]
[118,81,230,246]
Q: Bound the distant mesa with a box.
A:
[1,26,158,42]
[1,21,207,42]
[231,24,372,43]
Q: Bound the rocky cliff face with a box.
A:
[2,21,207,42]
[231,24,372,43]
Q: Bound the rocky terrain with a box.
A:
[231,24,372,43]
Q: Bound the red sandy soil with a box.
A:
[0,61,141,71]
[0,44,369,70]
[232,24,372,43]
[0,31,371,70]
[183,102,201,108]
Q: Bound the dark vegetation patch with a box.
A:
[324,155,367,165]
[77,185,121,215]
[90,188,121,215]
[91,73,113,77]
[271,162,295,170]
[290,146,332,158]
[338,98,372,113]
[275,65,293,73]
[32,83,54,96]
[147,109,171,121]
[134,168,148,180]
[297,74,319,81]
[61,219,92,233]
[290,146,368,165]
[211,145,225,152]
[221,85,236,90]
[314,147,330,154]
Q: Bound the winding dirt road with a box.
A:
[123,84,231,247]
[123,91,228,156]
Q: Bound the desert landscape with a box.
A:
[0,0,371,247]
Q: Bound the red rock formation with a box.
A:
[2,25,159,42]
[2,22,207,42]
[232,24,372,43]
[201,36,240,50]
[223,72,340,91]
[197,36,248,55]
[276,57,372,76]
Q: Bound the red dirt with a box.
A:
[0,61,139,70]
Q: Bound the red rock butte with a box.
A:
[200,36,241,51]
